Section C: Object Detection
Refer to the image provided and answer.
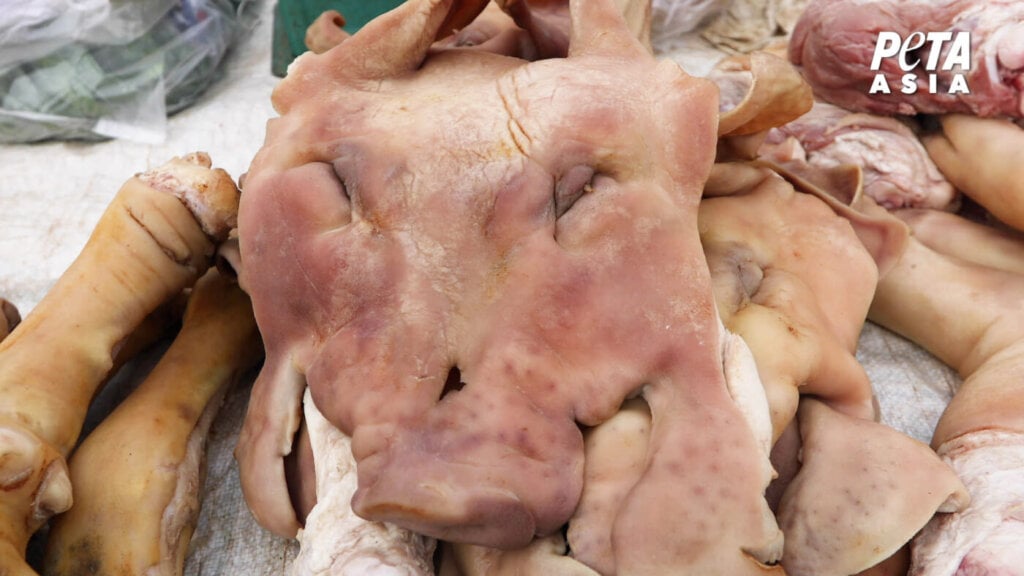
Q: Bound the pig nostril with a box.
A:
[440,366,465,400]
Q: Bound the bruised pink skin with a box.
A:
[235,0,781,569]
[789,0,1024,118]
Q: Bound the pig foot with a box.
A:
[922,115,1024,232]
[43,269,261,576]
[0,153,238,575]
[865,203,1024,575]
[894,208,1024,276]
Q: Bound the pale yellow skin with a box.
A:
[777,399,968,576]
[43,269,261,576]
[869,211,1024,444]
[700,164,969,576]
[701,164,880,437]
[922,115,1024,233]
[0,154,238,575]
[865,207,1024,575]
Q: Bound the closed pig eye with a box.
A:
[554,165,596,219]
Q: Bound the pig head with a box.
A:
[235,0,780,569]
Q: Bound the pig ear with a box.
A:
[759,159,911,277]
[333,0,488,80]
[777,399,968,575]
[567,0,646,59]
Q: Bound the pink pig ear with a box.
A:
[329,0,488,80]
[758,159,911,277]
[567,0,646,59]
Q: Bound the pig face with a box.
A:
[235,1,780,570]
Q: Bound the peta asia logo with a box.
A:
[868,31,971,95]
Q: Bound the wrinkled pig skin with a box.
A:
[866,208,1024,575]
[758,101,958,211]
[789,0,1024,118]
[236,0,783,571]
[700,164,879,438]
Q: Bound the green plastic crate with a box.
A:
[272,0,404,77]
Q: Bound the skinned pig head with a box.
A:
[700,162,968,575]
[235,0,784,572]
[700,162,881,441]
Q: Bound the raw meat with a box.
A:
[701,162,881,435]
[290,388,435,576]
[776,398,968,576]
[789,0,1024,118]
[235,0,782,573]
[707,54,957,210]
[563,322,779,574]
[760,101,958,210]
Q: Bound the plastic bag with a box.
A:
[0,0,245,144]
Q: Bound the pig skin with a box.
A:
[866,208,1024,576]
[777,399,968,576]
[235,0,781,572]
[700,162,966,575]
[922,114,1024,233]
[701,164,879,437]
[565,320,779,575]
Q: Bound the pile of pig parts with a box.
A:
[1,0,1023,574]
